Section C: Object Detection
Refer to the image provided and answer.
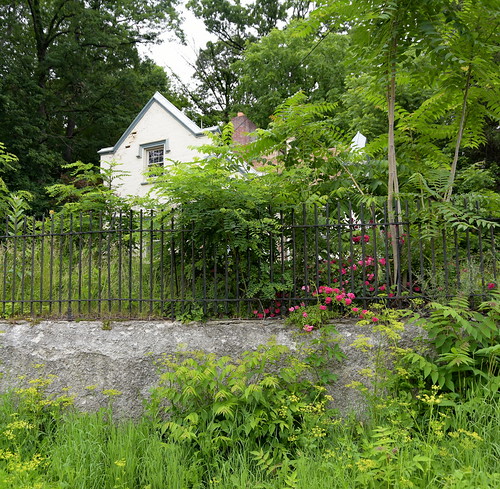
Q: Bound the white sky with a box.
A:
[138,9,216,87]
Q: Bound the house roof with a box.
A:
[98,92,219,155]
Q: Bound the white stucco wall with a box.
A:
[100,99,213,199]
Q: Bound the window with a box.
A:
[147,146,164,168]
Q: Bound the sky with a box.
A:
[138,9,216,87]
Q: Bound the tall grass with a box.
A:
[0,381,498,488]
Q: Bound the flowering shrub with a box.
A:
[285,287,357,332]
[317,254,394,298]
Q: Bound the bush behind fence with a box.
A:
[0,201,497,319]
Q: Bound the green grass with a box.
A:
[0,382,498,488]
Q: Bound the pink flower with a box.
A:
[352,236,361,243]
[347,292,356,299]
[275,308,281,313]
[365,281,370,286]
[352,307,359,313]
[363,235,370,243]
[351,265,357,270]
[362,310,369,315]
[379,285,386,291]
[300,302,306,307]
[252,310,258,315]
[345,298,352,305]
[303,324,314,332]
[487,283,496,290]
[378,258,386,266]
[332,288,340,294]
[369,286,375,292]
[294,305,300,310]
[302,312,308,318]
[270,313,275,317]
[289,307,295,312]
[324,287,334,294]
[319,305,327,310]
[264,308,270,314]
[258,313,264,319]
[372,317,379,322]
[319,286,325,293]
[325,296,332,304]
[388,293,395,297]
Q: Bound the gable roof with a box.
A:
[98,92,219,155]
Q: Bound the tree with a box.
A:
[185,0,313,120]
[235,24,348,127]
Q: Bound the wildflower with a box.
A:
[487,282,496,289]
[303,324,313,332]
[372,317,379,322]
[319,305,327,310]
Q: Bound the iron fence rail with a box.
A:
[0,203,497,319]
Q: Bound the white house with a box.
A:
[98,92,219,198]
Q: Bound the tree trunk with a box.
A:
[444,66,472,202]
[387,32,401,288]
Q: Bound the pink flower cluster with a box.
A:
[487,282,496,290]
[352,235,370,243]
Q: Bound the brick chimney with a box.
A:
[231,112,257,146]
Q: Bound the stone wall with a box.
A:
[0,319,424,418]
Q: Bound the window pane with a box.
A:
[148,148,164,167]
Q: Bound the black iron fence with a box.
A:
[0,202,497,319]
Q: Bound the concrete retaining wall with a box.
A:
[0,319,424,417]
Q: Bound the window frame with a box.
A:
[137,139,170,183]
